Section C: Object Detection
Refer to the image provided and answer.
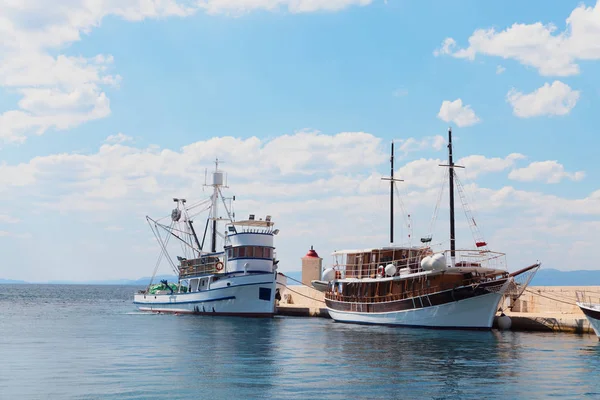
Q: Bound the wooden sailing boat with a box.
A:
[321,128,540,329]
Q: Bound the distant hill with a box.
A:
[0,275,178,286]
[43,274,179,286]
[0,279,28,284]
[529,268,600,286]
[3,268,599,286]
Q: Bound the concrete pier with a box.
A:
[276,282,600,335]
[494,312,593,334]
[276,285,328,318]
[494,286,600,334]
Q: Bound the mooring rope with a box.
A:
[523,288,576,306]
[279,273,326,304]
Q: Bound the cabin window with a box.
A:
[259,287,271,301]
[255,247,264,258]
[229,246,273,259]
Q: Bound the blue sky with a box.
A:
[1,0,599,281]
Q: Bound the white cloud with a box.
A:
[433,38,457,57]
[262,130,385,175]
[0,131,596,280]
[105,133,134,144]
[0,1,178,144]
[0,215,20,224]
[395,135,445,155]
[509,160,585,183]
[395,153,525,190]
[0,230,31,239]
[199,0,373,14]
[0,162,37,189]
[496,65,505,74]
[437,99,480,127]
[434,1,600,76]
[506,81,580,118]
[393,88,408,97]
[0,0,372,144]
[0,131,387,210]
[459,153,525,179]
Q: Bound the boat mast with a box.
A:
[390,142,394,244]
[381,141,403,245]
[447,128,456,262]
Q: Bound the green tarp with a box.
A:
[148,283,187,294]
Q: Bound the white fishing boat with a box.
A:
[576,292,600,339]
[321,128,540,329]
[133,160,279,317]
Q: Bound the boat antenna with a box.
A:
[211,158,220,253]
[381,141,404,244]
[202,158,232,253]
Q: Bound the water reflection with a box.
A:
[2,285,600,399]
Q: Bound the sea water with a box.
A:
[1,284,599,399]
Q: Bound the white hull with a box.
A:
[134,272,277,317]
[327,291,504,329]
[576,302,600,338]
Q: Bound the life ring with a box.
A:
[215,261,224,271]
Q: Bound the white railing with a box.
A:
[179,257,221,278]
[331,249,507,280]
[332,252,428,279]
[576,291,600,308]
[443,249,507,271]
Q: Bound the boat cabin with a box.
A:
[333,246,433,279]
[224,216,277,274]
[327,248,511,305]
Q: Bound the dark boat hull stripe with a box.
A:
[326,280,506,313]
[579,304,600,321]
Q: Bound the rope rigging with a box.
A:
[146,219,178,288]
[424,160,487,249]
[423,168,448,243]
[393,184,411,244]
[453,172,487,248]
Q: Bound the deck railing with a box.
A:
[333,253,427,279]
[576,291,600,307]
[331,249,507,280]
[178,258,221,278]
[325,284,451,304]
[445,250,507,270]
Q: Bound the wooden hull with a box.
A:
[326,279,511,329]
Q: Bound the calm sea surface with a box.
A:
[1,284,599,399]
